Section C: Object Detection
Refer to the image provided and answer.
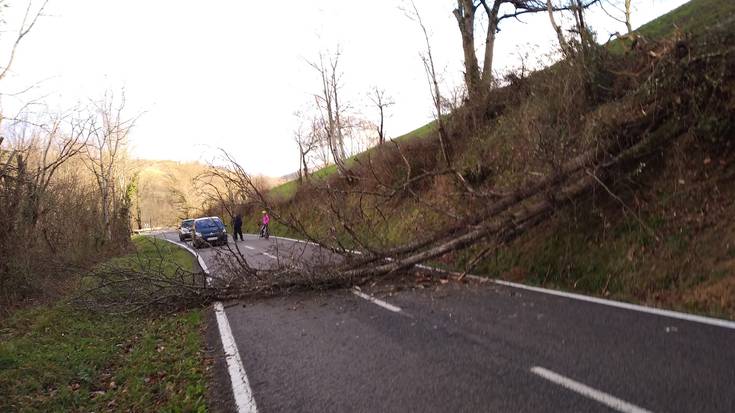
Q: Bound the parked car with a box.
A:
[192,217,228,248]
[178,219,195,241]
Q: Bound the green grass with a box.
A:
[112,236,197,273]
[0,237,208,412]
[270,163,339,200]
[635,0,735,40]
[269,121,436,200]
[606,0,735,54]
[391,120,436,143]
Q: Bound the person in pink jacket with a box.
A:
[260,210,270,239]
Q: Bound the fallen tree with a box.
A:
[75,27,735,313]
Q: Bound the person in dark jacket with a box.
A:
[233,213,243,241]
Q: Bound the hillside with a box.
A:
[271,0,735,201]
[241,0,735,318]
[128,159,283,228]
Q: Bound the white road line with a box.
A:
[270,235,319,246]
[352,289,402,313]
[215,302,259,413]
[530,367,652,413]
[263,252,277,259]
[416,261,735,330]
[244,246,255,250]
[243,233,735,330]
[491,279,735,330]
[152,233,258,413]
[156,235,210,282]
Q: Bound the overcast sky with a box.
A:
[0,0,687,177]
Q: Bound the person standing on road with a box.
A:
[260,210,270,239]
[233,213,243,241]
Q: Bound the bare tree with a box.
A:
[545,0,601,57]
[600,0,633,35]
[0,0,49,84]
[293,112,321,183]
[83,91,136,242]
[368,87,394,145]
[0,0,49,136]
[309,51,350,177]
[406,1,452,168]
[547,0,573,56]
[454,0,564,99]
[11,113,90,231]
[453,0,482,100]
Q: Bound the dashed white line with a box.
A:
[263,252,277,259]
[530,367,652,413]
[244,246,255,250]
[352,289,402,313]
[196,232,735,331]
[270,235,320,246]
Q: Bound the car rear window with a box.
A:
[195,220,218,230]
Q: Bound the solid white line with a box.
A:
[155,235,210,281]
[243,233,735,330]
[414,262,735,330]
[215,302,259,413]
[492,279,735,330]
[352,289,402,313]
[151,232,258,413]
[262,252,277,260]
[530,367,652,413]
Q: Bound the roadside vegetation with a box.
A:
[269,120,437,201]
[214,0,735,319]
[0,236,209,412]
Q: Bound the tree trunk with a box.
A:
[302,151,309,180]
[547,0,573,57]
[135,191,142,230]
[342,112,672,279]
[378,105,385,145]
[454,0,481,100]
[480,1,501,89]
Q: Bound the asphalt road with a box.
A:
[157,231,735,413]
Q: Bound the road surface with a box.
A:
[156,231,735,413]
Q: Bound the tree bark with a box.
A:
[547,0,573,57]
[454,0,482,100]
[480,0,502,89]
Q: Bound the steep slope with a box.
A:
[241,0,735,318]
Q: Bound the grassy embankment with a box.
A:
[256,0,735,319]
[455,0,735,318]
[0,237,208,412]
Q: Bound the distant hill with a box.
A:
[128,159,284,228]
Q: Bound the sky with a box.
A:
[0,0,688,177]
